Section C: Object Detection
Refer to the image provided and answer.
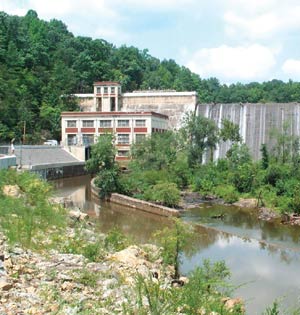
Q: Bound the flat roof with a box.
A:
[61,111,169,119]
[93,81,120,86]
[123,91,197,97]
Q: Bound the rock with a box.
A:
[233,198,257,208]
[0,279,13,291]
[69,209,89,221]
[222,297,245,313]
[2,185,22,198]
[108,245,148,267]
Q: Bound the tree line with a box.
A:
[1,10,300,142]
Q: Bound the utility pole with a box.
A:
[23,121,26,144]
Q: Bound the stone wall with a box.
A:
[91,178,179,217]
[110,193,180,217]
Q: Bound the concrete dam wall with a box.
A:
[198,103,300,160]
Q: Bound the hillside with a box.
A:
[1,10,300,142]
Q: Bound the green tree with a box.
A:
[85,134,121,199]
[181,112,219,166]
[154,218,194,279]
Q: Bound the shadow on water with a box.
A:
[52,176,300,315]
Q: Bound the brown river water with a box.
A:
[52,175,300,315]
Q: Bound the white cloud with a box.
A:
[224,1,300,40]
[186,44,277,82]
[282,59,300,79]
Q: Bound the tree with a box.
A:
[85,134,120,199]
[154,218,194,279]
[219,119,241,143]
[130,131,179,171]
[181,112,219,166]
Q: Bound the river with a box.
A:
[52,175,300,315]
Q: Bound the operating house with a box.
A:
[61,81,171,161]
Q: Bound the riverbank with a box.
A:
[1,176,245,315]
[0,212,244,315]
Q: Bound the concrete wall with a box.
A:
[64,146,86,161]
[122,93,197,129]
[0,155,16,169]
[90,178,179,217]
[199,103,300,160]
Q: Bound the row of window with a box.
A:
[67,119,146,128]
[67,133,146,146]
[96,86,121,94]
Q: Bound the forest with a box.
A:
[2,10,300,142]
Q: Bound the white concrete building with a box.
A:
[61,110,168,161]
[61,81,196,161]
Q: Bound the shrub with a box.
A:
[230,163,255,193]
[144,182,181,208]
[0,170,66,248]
[214,185,239,204]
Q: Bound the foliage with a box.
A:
[0,170,66,248]
[291,184,300,214]
[85,133,116,174]
[104,227,130,251]
[181,112,219,166]
[153,218,194,279]
[130,131,179,171]
[260,144,269,169]
[219,118,242,143]
[269,121,300,164]
[214,184,239,203]
[123,260,240,315]
[86,134,121,199]
[144,182,181,208]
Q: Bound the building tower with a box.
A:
[93,81,122,112]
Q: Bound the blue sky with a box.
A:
[2,0,300,84]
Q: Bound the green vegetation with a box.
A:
[85,113,300,214]
[0,169,66,247]
[122,260,240,315]
[85,133,121,200]
[154,218,194,279]
[2,10,300,142]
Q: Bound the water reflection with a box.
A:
[182,204,300,250]
[52,176,300,315]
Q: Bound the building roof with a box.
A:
[61,111,169,119]
[123,91,197,97]
[14,146,82,167]
[93,81,120,86]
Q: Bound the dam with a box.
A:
[198,103,300,160]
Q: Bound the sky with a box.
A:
[1,0,300,84]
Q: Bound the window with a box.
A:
[67,120,76,127]
[100,120,111,127]
[135,134,146,143]
[117,134,129,144]
[111,87,115,94]
[118,120,129,127]
[82,120,94,127]
[96,87,101,94]
[82,134,94,145]
[104,86,108,94]
[67,134,77,145]
[135,119,146,127]
[117,150,129,157]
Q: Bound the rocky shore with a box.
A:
[0,228,174,315]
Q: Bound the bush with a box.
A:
[214,185,239,204]
[230,163,255,193]
[144,182,181,208]
[0,170,66,248]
